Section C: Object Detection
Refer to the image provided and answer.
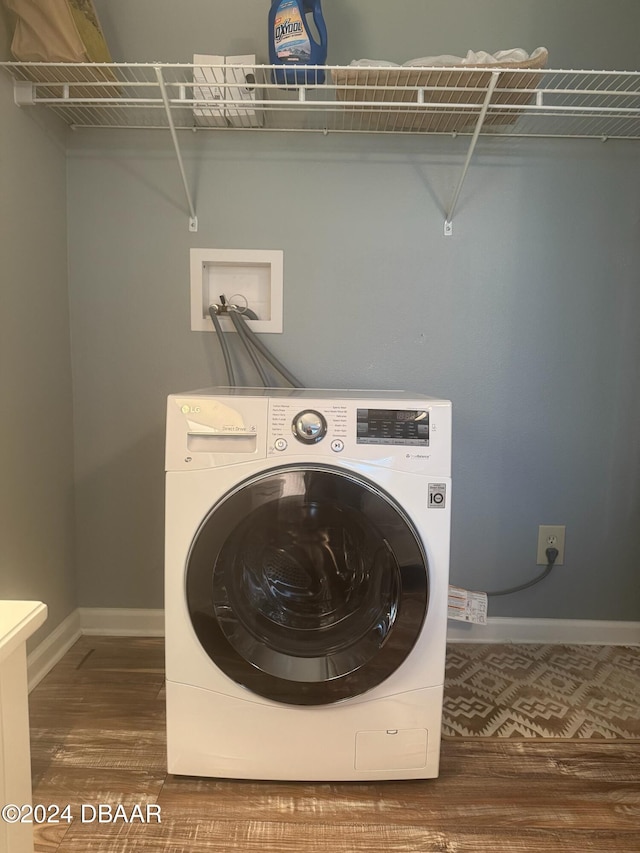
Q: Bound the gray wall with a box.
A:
[0,10,77,646]
[93,0,640,69]
[3,1,637,630]
[66,0,640,620]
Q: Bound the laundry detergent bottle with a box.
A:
[268,0,327,87]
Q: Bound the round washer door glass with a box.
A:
[186,465,429,705]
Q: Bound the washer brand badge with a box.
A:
[428,483,447,509]
[181,404,200,414]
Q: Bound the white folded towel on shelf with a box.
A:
[350,47,547,68]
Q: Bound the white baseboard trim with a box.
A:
[27,609,82,691]
[27,609,639,692]
[447,616,640,646]
[78,607,165,637]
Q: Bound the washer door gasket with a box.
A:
[186,464,429,705]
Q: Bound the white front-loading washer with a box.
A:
[165,388,452,781]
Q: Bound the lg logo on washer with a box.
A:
[177,399,256,433]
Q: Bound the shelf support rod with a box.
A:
[444,70,500,236]
[154,65,198,232]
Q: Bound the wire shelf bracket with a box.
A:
[444,71,500,236]
[154,66,198,232]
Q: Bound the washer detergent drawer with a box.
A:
[187,433,257,453]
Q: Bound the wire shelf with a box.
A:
[2,62,640,139]
[5,62,637,234]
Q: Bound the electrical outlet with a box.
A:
[537,525,565,565]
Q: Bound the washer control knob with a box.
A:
[292,410,327,444]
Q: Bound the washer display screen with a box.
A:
[356,409,429,446]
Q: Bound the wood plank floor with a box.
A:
[27,637,640,852]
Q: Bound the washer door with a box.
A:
[186,465,428,705]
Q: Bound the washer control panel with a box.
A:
[266,397,448,474]
[167,390,451,475]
